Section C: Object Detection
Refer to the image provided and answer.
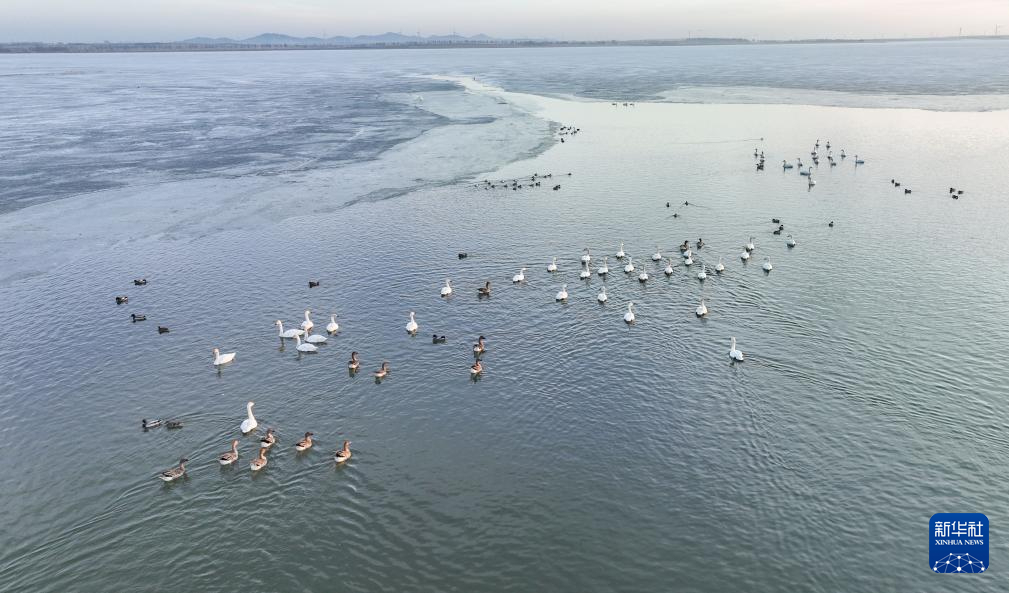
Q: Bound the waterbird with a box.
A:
[301,310,314,332]
[854,155,865,164]
[406,311,419,334]
[615,242,626,259]
[294,334,317,353]
[131,313,146,322]
[697,264,707,281]
[115,296,128,304]
[157,326,169,334]
[597,286,608,303]
[729,337,744,361]
[512,268,526,283]
[638,267,649,282]
[240,402,257,434]
[745,237,755,251]
[432,334,447,344]
[715,257,725,273]
[326,314,339,333]
[786,235,796,247]
[142,418,162,429]
[294,432,314,452]
[682,249,692,259]
[334,441,352,463]
[440,279,453,297]
[308,280,320,288]
[556,284,569,301]
[763,257,773,272]
[684,254,694,266]
[664,258,674,276]
[374,362,390,378]
[652,245,662,261]
[623,256,635,274]
[696,300,708,317]
[470,360,483,375]
[473,335,486,354]
[580,262,591,279]
[478,281,492,297]
[159,458,188,482]
[828,221,834,227]
[166,421,183,429]
[304,331,327,345]
[219,440,239,465]
[547,257,558,272]
[458,252,468,259]
[348,352,360,371]
[250,448,268,472]
[260,428,276,449]
[212,348,236,366]
[624,302,636,324]
[581,248,592,263]
[134,279,147,286]
[275,320,304,339]
[597,257,609,275]
[740,249,750,261]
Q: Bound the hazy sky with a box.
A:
[4,0,1008,42]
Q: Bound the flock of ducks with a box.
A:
[158,399,352,481]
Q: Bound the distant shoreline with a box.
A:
[2,35,1007,54]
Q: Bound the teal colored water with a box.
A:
[1,43,1008,592]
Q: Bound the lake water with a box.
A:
[1,41,1008,592]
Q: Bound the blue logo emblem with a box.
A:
[930,513,988,573]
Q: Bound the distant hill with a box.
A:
[180,32,503,46]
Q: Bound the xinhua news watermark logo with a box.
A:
[930,513,988,574]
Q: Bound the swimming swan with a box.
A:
[615,242,626,259]
[275,320,304,339]
[581,248,592,263]
[729,337,744,361]
[440,279,453,297]
[547,257,558,272]
[697,264,707,280]
[715,257,725,273]
[664,258,674,275]
[580,262,591,279]
[294,334,317,353]
[212,348,236,366]
[240,401,257,434]
[623,256,635,274]
[762,257,773,272]
[696,300,708,317]
[786,234,796,248]
[406,311,419,334]
[624,302,636,324]
[597,257,609,275]
[326,314,340,333]
[652,245,662,261]
[512,268,526,283]
[556,284,569,301]
[598,286,608,302]
[301,310,314,332]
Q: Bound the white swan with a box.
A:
[597,286,608,303]
[597,256,609,275]
[326,314,339,333]
[652,245,662,261]
[406,311,419,334]
[555,283,568,301]
[547,257,558,272]
[696,299,708,317]
[615,242,626,259]
[684,255,693,266]
[681,248,692,259]
[729,337,744,361]
[745,237,755,251]
[212,348,236,366]
[638,267,649,282]
[664,258,674,275]
[512,268,526,283]
[782,160,794,169]
[275,319,304,339]
[623,302,635,324]
[304,331,327,344]
[715,257,725,272]
[799,168,811,176]
[623,256,635,273]
[440,279,453,297]
[581,248,592,263]
[579,262,591,279]
[697,264,707,280]
[740,249,750,261]
[240,401,257,434]
[762,257,773,272]
[786,234,796,248]
[294,334,317,353]
[301,310,314,332]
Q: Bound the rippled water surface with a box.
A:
[1,43,1009,592]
